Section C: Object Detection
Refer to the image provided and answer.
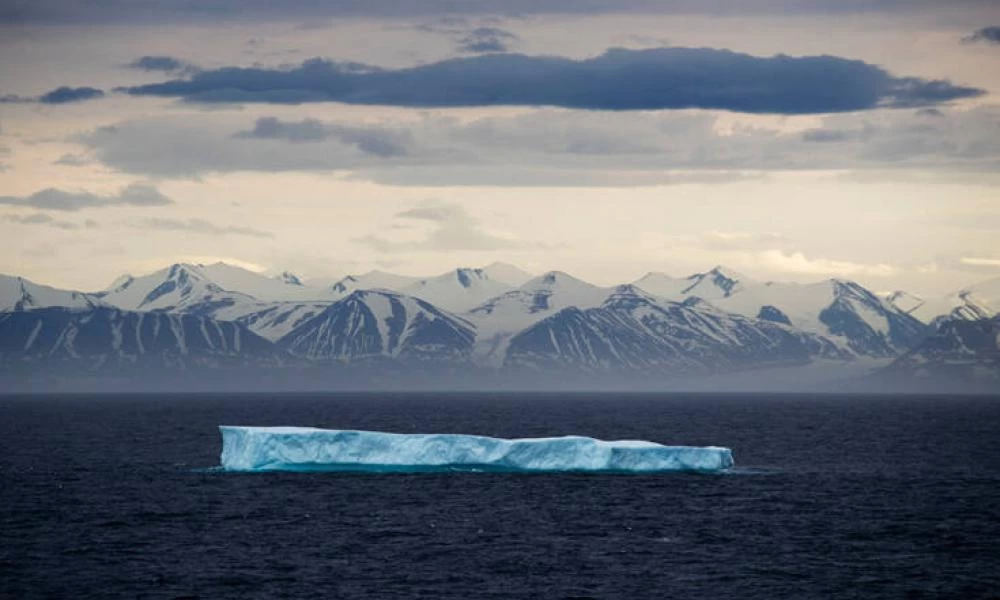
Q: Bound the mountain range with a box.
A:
[1,262,997,391]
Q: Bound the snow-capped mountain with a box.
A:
[329,270,422,296]
[400,268,514,313]
[99,262,333,307]
[635,266,749,301]
[0,306,284,372]
[503,285,847,373]
[94,263,340,341]
[635,268,926,357]
[279,290,475,363]
[480,262,534,287]
[97,263,260,312]
[883,290,925,316]
[880,316,999,387]
[467,271,611,365]
[1,274,105,312]
[894,277,1000,325]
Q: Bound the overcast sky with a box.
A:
[1,0,998,296]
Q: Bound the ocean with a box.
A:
[2,393,998,599]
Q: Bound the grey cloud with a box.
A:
[356,201,531,252]
[234,116,411,156]
[136,217,274,238]
[3,213,98,230]
[456,27,518,53]
[4,0,997,24]
[119,48,983,114]
[127,55,200,75]
[0,183,173,211]
[55,153,91,166]
[801,125,876,143]
[76,107,1000,185]
[1,86,104,105]
[962,26,1000,44]
[39,86,105,104]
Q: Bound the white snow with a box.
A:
[466,271,611,365]
[0,274,103,312]
[480,262,534,287]
[219,426,734,473]
[330,270,422,296]
[401,268,513,313]
[909,277,1000,324]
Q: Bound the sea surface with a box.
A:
[1,393,999,599]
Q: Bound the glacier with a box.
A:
[219,426,734,473]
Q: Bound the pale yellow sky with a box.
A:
[1,10,998,296]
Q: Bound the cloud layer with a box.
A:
[0,184,173,211]
[5,0,996,24]
[963,26,1000,45]
[136,217,273,238]
[74,106,1000,185]
[120,48,983,114]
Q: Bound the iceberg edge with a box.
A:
[219,426,734,474]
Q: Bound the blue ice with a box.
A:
[219,426,734,473]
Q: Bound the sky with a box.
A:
[1,0,998,297]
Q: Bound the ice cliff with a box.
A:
[219,426,734,473]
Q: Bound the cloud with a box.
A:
[356,201,532,252]
[234,116,410,156]
[1,86,105,105]
[801,125,876,143]
[119,48,983,114]
[54,153,91,166]
[76,107,1000,185]
[456,27,518,53]
[127,55,200,75]
[38,86,105,104]
[4,0,997,24]
[960,256,1000,267]
[748,249,898,277]
[962,26,1000,44]
[136,217,273,238]
[697,231,787,250]
[0,183,173,211]
[2,213,98,230]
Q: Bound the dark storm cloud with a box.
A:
[456,27,518,53]
[3,0,996,24]
[119,48,983,114]
[0,184,173,211]
[39,86,105,104]
[962,26,1000,44]
[234,117,410,156]
[127,55,200,75]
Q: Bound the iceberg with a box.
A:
[219,426,734,473]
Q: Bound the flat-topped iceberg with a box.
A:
[219,426,734,473]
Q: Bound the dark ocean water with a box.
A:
[1,393,999,599]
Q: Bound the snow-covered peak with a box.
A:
[105,274,135,292]
[480,262,534,287]
[330,270,421,296]
[682,265,750,299]
[632,272,689,299]
[274,271,303,286]
[0,274,105,312]
[400,268,513,313]
[910,276,1000,324]
[883,290,925,315]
